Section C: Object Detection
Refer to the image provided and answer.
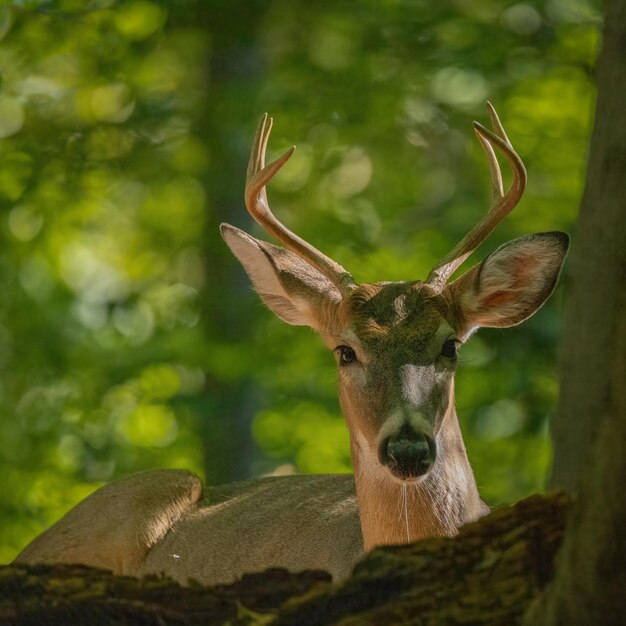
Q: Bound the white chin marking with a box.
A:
[386,467,429,485]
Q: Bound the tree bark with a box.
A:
[533,0,626,622]
[270,494,568,626]
[548,0,626,495]
[0,493,568,626]
[0,563,329,625]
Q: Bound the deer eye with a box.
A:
[335,345,357,366]
[441,339,458,359]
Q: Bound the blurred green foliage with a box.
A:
[0,0,598,562]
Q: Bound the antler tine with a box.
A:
[244,114,356,296]
[426,102,527,291]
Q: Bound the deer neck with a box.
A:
[350,408,484,551]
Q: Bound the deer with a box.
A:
[15,103,569,586]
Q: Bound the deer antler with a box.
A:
[245,114,356,296]
[426,102,527,291]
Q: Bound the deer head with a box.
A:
[221,104,568,490]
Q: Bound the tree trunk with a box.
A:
[188,0,271,483]
[533,0,626,621]
[548,0,626,496]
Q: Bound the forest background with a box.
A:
[0,0,599,562]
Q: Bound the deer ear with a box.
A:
[448,232,569,330]
[220,223,341,330]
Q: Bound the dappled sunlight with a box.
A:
[431,67,489,109]
[117,403,178,448]
[0,0,598,561]
[501,4,543,35]
[8,205,44,241]
[475,399,527,440]
[60,240,130,302]
[326,147,372,198]
[113,1,167,41]
[0,96,24,138]
[253,402,351,474]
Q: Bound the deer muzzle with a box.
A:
[379,427,436,480]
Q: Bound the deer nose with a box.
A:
[380,430,436,480]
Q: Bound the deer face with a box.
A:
[223,221,568,484]
[333,282,457,481]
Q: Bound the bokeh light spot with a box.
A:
[0,96,24,138]
[328,147,372,197]
[502,4,542,35]
[475,399,526,440]
[91,83,135,123]
[8,205,44,242]
[119,403,178,447]
[114,1,167,40]
[431,67,489,108]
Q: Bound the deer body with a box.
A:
[17,445,482,586]
[18,471,361,583]
[15,104,568,586]
[136,474,361,584]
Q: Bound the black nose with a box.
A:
[380,429,436,480]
